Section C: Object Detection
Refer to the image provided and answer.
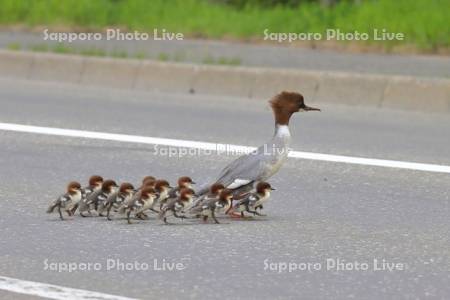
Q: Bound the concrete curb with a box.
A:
[0,49,449,113]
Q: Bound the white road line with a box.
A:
[0,122,449,174]
[0,275,137,300]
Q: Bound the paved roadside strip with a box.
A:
[2,31,449,78]
[0,49,449,113]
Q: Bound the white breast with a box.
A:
[262,125,291,179]
[159,190,169,201]
[72,191,82,203]
[254,191,270,207]
[276,125,291,139]
[142,196,155,210]
[183,198,194,211]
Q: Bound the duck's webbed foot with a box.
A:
[173,211,186,220]
[211,210,220,224]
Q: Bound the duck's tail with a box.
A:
[46,200,59,213]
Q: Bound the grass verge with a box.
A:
[0,0,448,53]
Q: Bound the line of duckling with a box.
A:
[47,175,275,224]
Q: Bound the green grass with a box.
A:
[78,48,106,57]
[0,0,447,52]
[52,43,74,54]
[111,49,128,58]
[203,55,242,65]
[133,51,147,60]
[218,56,241,66]
[6,42,21,50]
[157,52,169,61]
[202,55,215,65]
[11,42,107,56]
[173,51,186,62]
[30,44,49,52]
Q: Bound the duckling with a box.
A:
[191,189,233,224]
[94,180,119,216]
[159,176,194,210]
[149,179,171,214]
[122,187,157,224]
[190,183,224,217]
[159,188,195,224]
[232,182,275,217]
[117,180,152,219]
[105,182,135,220]
[46,181,82,220]
[76,175,103,217]
[137,176,156,190]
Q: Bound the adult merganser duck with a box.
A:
[197,91,319,197]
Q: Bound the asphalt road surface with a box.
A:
[0,77,449,299]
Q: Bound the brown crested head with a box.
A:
[269,91,320,125]
[102,180,118,193]
[154,179,171,192]
[178,176,195,187]
[88,175,103,187]
[141,180,155,190]
[119,182,134,194]
[142,176,156,185]
[256,182,275,193]
[141,179,156,189]
[210,183,225,195]
[219,188,233,201]
[179,188,195,201]
[67,181,82,193]
[141,187,156,199]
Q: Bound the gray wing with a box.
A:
[86,189,101,204]
[118,192,139,211]
[162,198,178,210]
[105,192,118,205]
[168,187,179,199]
[189,204,203,215]
[215,146,268,189]
[192,198,215,214]
[196,146,270,197]
[190,194,206,210]
[233,193,258,208]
